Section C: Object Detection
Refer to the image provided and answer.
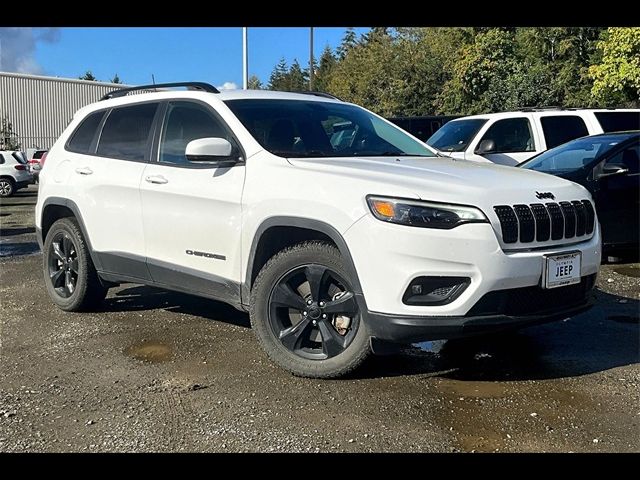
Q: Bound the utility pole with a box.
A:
[309,27,314,91]
[243,27,248,90]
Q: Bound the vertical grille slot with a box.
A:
[546,202,564,240]
[572,201,587,236]
[493,206,518,244]
[581,200,595,234]
[559,201,576,239]
[513,204,535,243]
[530,203,551,242]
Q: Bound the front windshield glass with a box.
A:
[426,118,487,152]
[225,99,436,158]
[520,135,629,173]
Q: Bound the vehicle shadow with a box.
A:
[0,226,35,237]
[358,288,639,381]
[102,285,250,329]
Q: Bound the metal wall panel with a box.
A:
[0,72,126,150]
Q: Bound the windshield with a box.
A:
[426,118,487,152]
[520,134,631,173]
[224,99,436,158]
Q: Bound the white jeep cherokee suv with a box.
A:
[35,83,601,378]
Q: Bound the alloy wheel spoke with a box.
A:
[323,291,357,315]
[69,258,79,274]
[304,265,328,301]
[62,236,72,258]
[50,268,65,288]
[272,283,307,310]
[279,317,313,351]
[317,319,346,357]
[65,270,75,294]
[52,242,65,262]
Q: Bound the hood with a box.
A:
[287,156,590,207]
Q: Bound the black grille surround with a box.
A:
[493,200,595,245]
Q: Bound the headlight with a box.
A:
[366,195,488,229]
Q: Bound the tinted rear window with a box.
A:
[67,111,106,154]
[541,115,589,149]
[97,103,158,161]
[32,150,46,159]
[594,112,640,133]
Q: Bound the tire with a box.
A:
[250,241,371,378]
[43,217,107,312]
[0,178,15,197]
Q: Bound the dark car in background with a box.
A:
[387,115,461,142]
[520,131,639,259]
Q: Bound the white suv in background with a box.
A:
[35,83,601,378]
[0,150,32,197]
[427,108,640,166]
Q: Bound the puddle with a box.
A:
[125,342,172,363]
[613,266,640,278]
[0,242,41,257]
[608,315,640,324]
[436,379,508,398]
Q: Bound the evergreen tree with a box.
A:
[337,28,358,60]
[79,71,97,81]
[111,74,122,84]
[314,46,337,92]
[288,60,308,91]
[268,58,289,90]
[248,75,263,90]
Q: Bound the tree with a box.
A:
[111,74,122,84]
[314,46,337,92]
[589,27,640,107]
[287,59,308,91]
[247,75,263,90]
[336,27,358,60]
[268,58,289,90]
[0,116,21,150]
[79,71,97,81]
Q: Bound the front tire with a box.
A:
[250,241,371,378]
[43,218,107,311]
[0,178,15,197]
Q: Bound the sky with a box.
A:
[0,27,370,89]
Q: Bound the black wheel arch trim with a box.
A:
[243,216,366,308]
[40,197,103,271]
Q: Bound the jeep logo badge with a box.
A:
[535,191,555,200]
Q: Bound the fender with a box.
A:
[41,197,103,271]
[243,216,366,309]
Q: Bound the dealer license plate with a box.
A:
[543,252,581,289]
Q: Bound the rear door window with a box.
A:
[594,112,640,133]
[67,110,106,154]
[541,116,589,149]
[97,103,159,161]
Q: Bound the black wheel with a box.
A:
[0,178,15,197]
[250,241,371,378]
[43,218,107,311]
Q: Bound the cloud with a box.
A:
[0,27,61,74]
[217,81,238,90]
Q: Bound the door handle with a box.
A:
[145,175,168,185]
[75,167,93,175]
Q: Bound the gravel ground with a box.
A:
[1,185,638,452]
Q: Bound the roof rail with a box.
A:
[295,91,341,101]
[101,82,219,100]
[517,106,569,112]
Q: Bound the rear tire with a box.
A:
[0,178,15,197]
[250,241,371,378]
[43,218,107,311]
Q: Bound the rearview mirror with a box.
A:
[185,137,236,164]
[600,163,629,178]
[475,139,496,155]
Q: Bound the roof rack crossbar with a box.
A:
[294,91,341,101]
[101,82,219,100]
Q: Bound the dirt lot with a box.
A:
[1,185,638,452]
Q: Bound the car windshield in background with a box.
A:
[519,134,634,173]
[224,99,436,158]
[426,118,487,152]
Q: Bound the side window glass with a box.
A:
[480,118,535,153]
[67,110,106,154]
[97,103,158,161]
[159,102,231,165]
[541,116,589,149]
[606,144,640,174]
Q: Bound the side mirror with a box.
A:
[185,137,237,164]
[475,139,496,155]
[600,163,629,177]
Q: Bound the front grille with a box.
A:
[493,200,595,244]
[467,274,596,317]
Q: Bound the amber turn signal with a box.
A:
[371,200,395,218]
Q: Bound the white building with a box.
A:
[0,71,126,150]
